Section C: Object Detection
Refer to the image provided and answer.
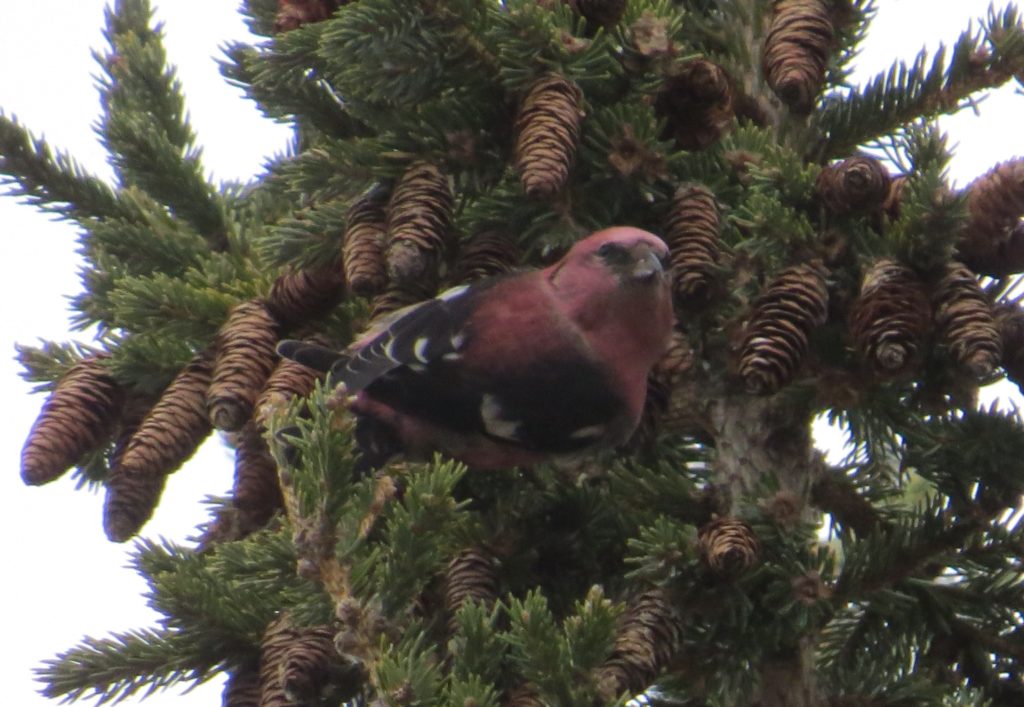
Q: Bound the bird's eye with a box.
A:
[597,242,626,259]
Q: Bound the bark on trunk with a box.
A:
[709,393,824,707]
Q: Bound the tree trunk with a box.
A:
[710,393,824,707]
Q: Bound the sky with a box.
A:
[0,2,1022,705]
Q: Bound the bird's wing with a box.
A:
[277,283,481,393]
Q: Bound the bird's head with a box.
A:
[553,226,670,287]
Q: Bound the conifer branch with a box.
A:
[815,5,1024,159]
[37,628,224,705]
[0,113,128,223]
[220,33,368,140]
[95,0,227,244]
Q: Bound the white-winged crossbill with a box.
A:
[278,226,674,470]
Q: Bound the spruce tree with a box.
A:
[6,1,1024,705]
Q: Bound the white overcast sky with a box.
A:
[1,2,1022,705]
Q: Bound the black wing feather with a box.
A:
[278,284,485,394]
[276,340,347,373]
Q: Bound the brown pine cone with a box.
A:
[386,162,453,296]
[958,159,1024,276]
[965,158,1024,243]
[817,156,892,215]
[254,345,327,428]
[22,354,123,485]
[109,393,159,473]
[223,666,261,707]
[883,174,908,221]
[514,74,584,198]
[104,349,214,542]
[595,588,682,700]
[208,300,281,432]
[455,230,520,282]
[932,262,1001,378]
[996,303,1024,390]
[445,547,500,632]
[281,625,338,703]
[848,259,931,377]
[273,0,344,33]
[739,261,830,394]
[344,188,389,296]
[763,0,835,113]
[654,59,734,151]
[259,615,296,707]
[266,263,346,327]
[663,184,721,301]
[698,517,760,576]
[369,285,424,322]
[231,423,284,535]
[960,221,1024,278]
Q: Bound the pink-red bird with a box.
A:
[278,226,674,471]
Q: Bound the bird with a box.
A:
[277,226,674,471]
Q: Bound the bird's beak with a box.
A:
[631,245,665,282]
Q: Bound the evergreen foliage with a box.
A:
[6,1,1024,705]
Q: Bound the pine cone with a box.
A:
[231,423,284,535]
[259,615,296,707]
[21,354,122,485]
[958,159,1024,276]
[567,0,626,27]
[386,161,453,296]
[223,666,261,707]
[514,74,584,198]
[273,0,344,33]
[344,188,389,296]
[254,347,327,428]
[281,625,338,703]
[960,221,1024,278]
[596,588,682,700]
[739,261,830,394]
[965,158,1024,243]
[883,174,908,221]
[266,263,346,327]
[654,59,734,151]
[817,156,892,215]
[369,285,423,322]
[664,184,721,301]
[698,517,760,576]
[932,262,1001,378]
[763,0,835,113]
[208,300,281,432]
[109,393,158,472]
[996,303,1024,389]
[848,259,931,377]
[455,230,520,282]
[104,350,214,542]
[445,548,500,632]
